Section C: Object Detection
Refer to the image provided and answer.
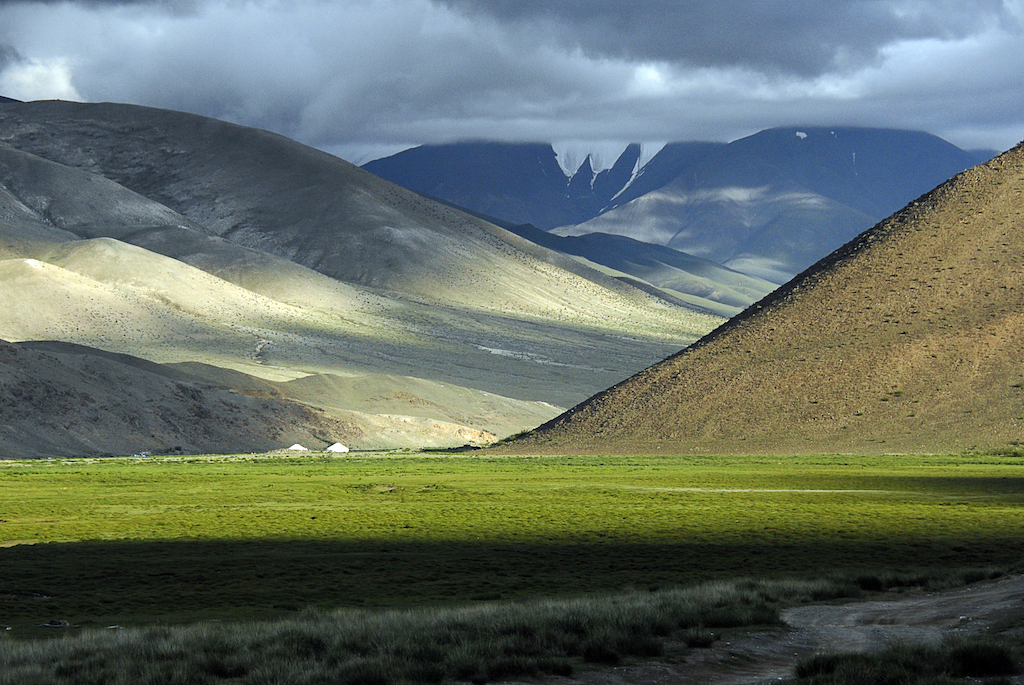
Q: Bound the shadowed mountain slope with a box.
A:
[0,101,695,322]
[503,142,1024,455]
[0,126,713,407]
[504,223,776,317]
[0,339,360,459]
[400,196,774,317]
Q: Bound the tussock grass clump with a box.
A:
[848,566,1011,595]
[789,637,1019,684]
[0,578,820,685]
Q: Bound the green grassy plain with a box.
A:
[2,452,1024,637]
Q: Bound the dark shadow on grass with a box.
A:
[2,535,1023,634]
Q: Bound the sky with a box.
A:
[1,0,1022,163]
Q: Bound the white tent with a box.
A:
[326,443,350,453]
[286,444,309,451]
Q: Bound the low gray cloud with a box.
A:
[0,0,1022,159]
[0,43,23,68]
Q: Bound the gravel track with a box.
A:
[523,574,1024,685]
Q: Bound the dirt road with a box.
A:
[533,574,1024,685]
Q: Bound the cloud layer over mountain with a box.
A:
[0,0,1021,160]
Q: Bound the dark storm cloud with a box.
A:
[445,0,1017,75]
[1,0,1023,158]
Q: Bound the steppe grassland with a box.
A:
[2,451,1023,638]
[5,451,1023,544]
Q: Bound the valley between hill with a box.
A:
[2,100,1022,683]
[0,100,718,457]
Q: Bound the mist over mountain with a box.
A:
[503,142,1024,456]
[0,100,718,457]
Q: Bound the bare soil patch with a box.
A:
[521,574,1024,685]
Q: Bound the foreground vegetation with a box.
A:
[786,636,1021,685]
[0,578,814,685]
[1,571,1020,685]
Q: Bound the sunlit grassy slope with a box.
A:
[0,240,559,443]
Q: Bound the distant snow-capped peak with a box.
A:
[552,140,668,192]
[553,141,629,178]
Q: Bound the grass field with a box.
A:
[2,451,1024,639]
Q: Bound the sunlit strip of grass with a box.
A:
[4,453,1024,547]
[4,452,1024,632]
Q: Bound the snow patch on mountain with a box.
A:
[612,141,668,201]
[637,141,668,171]
[553,141,632,179]
[553,140,670,199]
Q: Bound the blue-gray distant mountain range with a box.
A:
[364,129,996,284]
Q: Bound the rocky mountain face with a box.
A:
[501,141,1024,456]
[0,100,717,458]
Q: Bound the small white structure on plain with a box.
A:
[286,443,309,451]
[326,443,350,453]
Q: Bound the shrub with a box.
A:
[682,626,715,648]
[855,575,884,592]
[942,639,1017,678]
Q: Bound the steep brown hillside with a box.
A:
[506,143,1024,455]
